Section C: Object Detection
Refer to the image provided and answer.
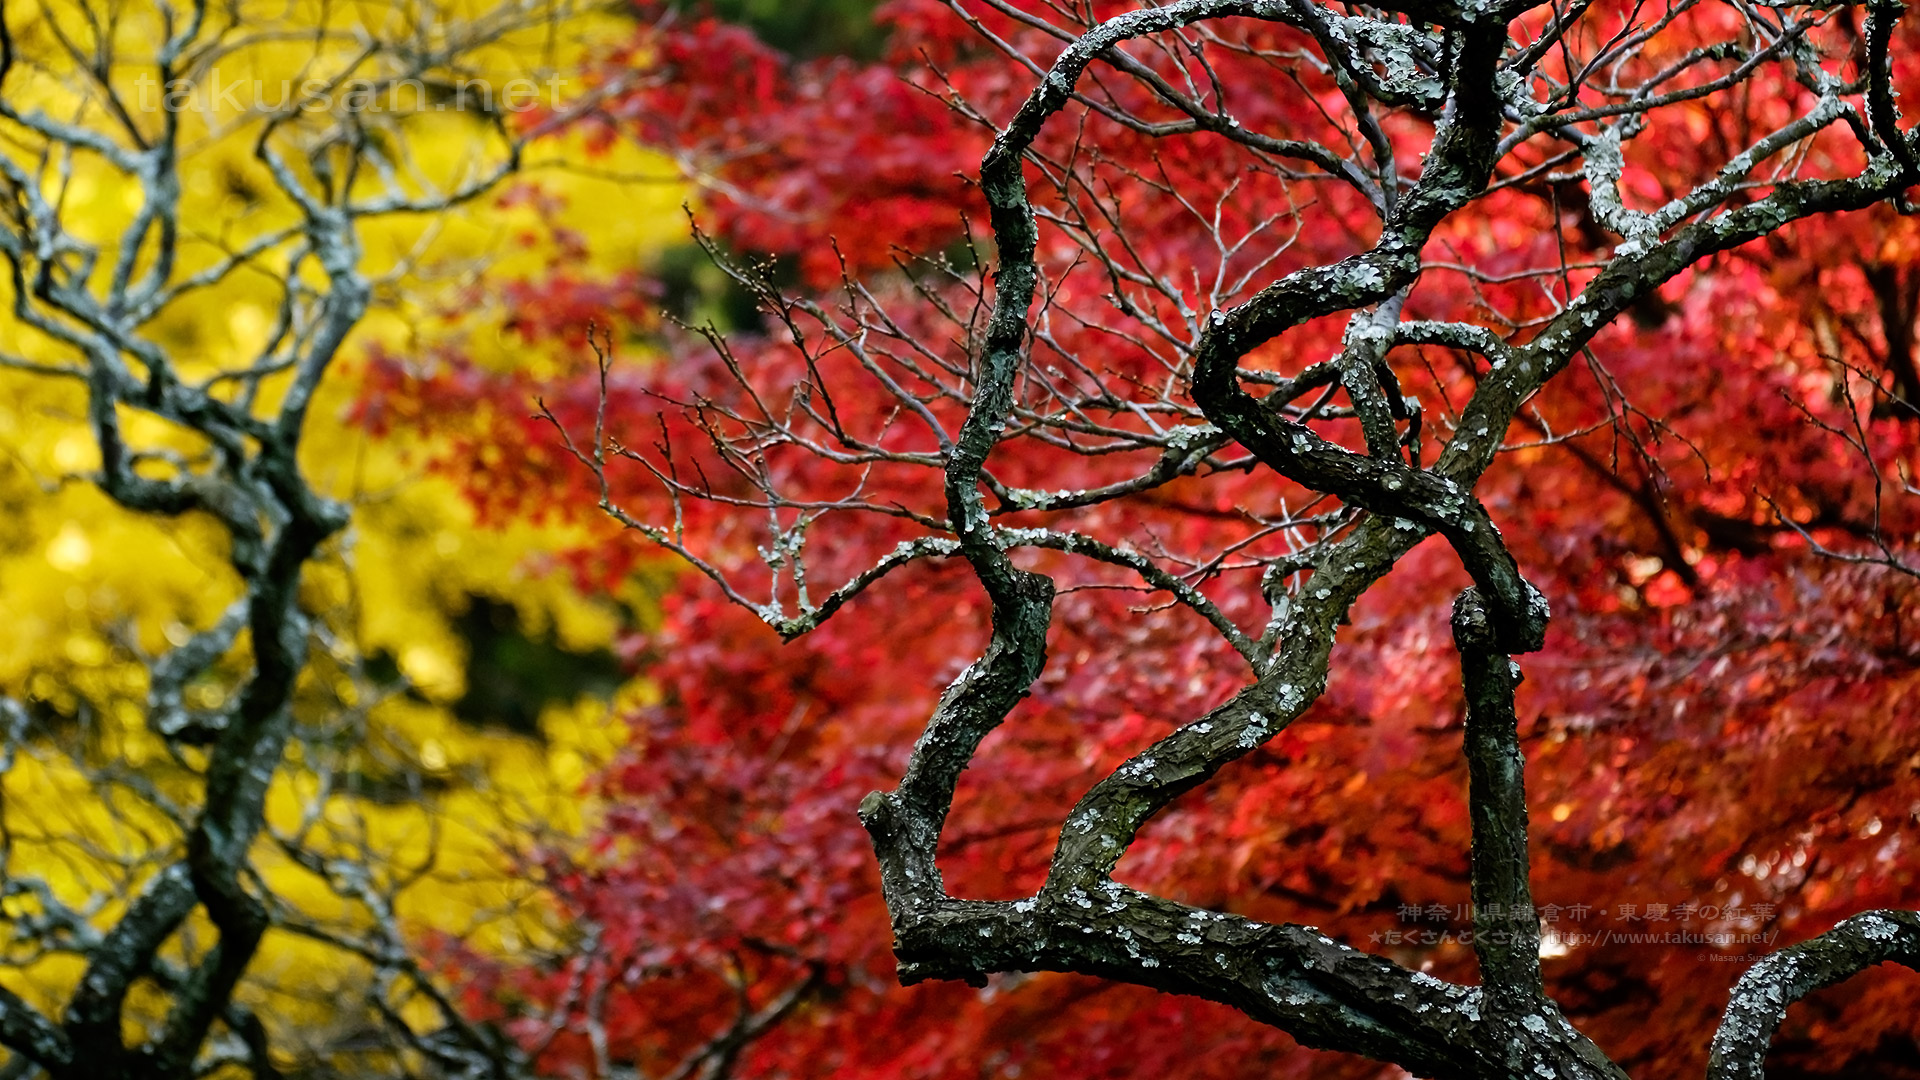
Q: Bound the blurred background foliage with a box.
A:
[0,0,684,1065]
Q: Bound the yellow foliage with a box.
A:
[0,0,684,1065]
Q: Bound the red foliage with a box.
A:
[384,3,1920,1078]
[555,3,985,284]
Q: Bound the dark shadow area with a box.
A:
[452,594,625,737]
[668,0,887,58]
